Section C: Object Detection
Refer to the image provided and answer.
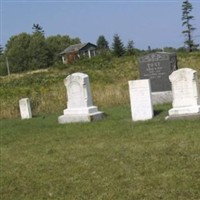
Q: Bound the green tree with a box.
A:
[5,31,50,72]
[4,33,31,72]
[28,32,50,69]
[126,40,135,55]
[46,35,80,64]
[182,0,198,52]
[32,23,44,35]
[0,45,7,76]
[0,45,3,55]
[96,35,109,50]
[112,34,125,57]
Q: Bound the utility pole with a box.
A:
[6,57,10,75]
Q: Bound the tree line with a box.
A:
[0,24,81,75]
[0,0,199,75]
[0,26,138,75]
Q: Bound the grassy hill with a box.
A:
[1,52,200,199]
[0,52,200,119]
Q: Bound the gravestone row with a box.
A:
[129,68,200,121]
[19,69,200,122]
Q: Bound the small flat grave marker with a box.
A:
[19,98,32,119]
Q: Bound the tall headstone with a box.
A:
[128,79,153,121]
[58,72,103,123]
[138,52,177,92]
[166,68,200,119]
[19,98,32,119]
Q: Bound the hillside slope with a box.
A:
[0,52,200,119]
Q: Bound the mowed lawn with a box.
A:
[1,104,200,200]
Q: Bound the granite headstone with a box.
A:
[138,52,177,92]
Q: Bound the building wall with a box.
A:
[62,43,97,64]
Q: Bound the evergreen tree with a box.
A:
[126,40,135,55]
[32,23,44,35]
[96,35,109,50]
[0,45,3,55]
[112,34,125,57]
[182,0,198,52]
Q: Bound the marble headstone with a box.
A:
[128,79,153,121]
[19,98,32,119]
[166,68,200,119]
[58,72,103,123]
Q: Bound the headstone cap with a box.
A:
[138,52,176,63]
[169,68,196,81]
[64,72,89,86]
[19,98,30,102]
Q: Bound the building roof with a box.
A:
[60,43,96,55]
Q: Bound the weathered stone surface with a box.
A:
[19,98,32,119]
[166,68,200,119]
[128,79,153,121]
[138,52,177,92]
[58,72,103,123]
[151,91,172,105]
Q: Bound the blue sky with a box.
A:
[1,0,200,50]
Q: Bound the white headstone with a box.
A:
[128,79,153,121]
[167,68,200,118]
[58,72,103,123]
[19,98,32,119]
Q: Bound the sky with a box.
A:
[0,0,200,50]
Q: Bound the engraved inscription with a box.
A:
[139,53,169,62]
[139,53,177,92]
[142,61,166,79]
[69,82,83,108]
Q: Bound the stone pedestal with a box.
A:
[58,73,103,123]
[58,106,103,123]
[151,91,172,105]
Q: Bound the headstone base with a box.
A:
[63,106,99,115]
[166,105,200,120]
[58,111,104,124]
[151,91,172,105]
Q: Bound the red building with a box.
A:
[60,43,97,64]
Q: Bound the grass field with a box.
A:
[1,104,200,200]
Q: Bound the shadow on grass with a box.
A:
[154,109,165,117]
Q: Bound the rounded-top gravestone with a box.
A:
[58,72,104,123]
